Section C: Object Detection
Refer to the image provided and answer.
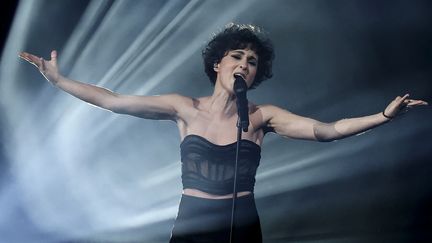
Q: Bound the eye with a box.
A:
[248,60,257,66]
[231,54,241,60]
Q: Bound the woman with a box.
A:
[19,23,427,242]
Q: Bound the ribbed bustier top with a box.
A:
[180,134,261,195]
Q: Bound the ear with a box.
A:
[213,63,219,72]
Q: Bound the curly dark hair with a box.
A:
[202,23,275,89]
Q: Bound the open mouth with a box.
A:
[234,73,246,80]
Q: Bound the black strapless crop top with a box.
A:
[180,134,261,195]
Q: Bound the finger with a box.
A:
[20,52,37,61]
[18,52,33,62]
[39,57,45,71]
[51,50,57,61]
[407,100,428,107]
[50,50,58,67]
[395,94,410,107]
[413,99,428,105]
[18,54,32,63]
[403,99,414,105]
[19,51,30,58]
[406,100,421,106]
[400,93,410,102]
[19,52,40,65]
[23,56,39,67]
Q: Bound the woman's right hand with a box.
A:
[19,50,61,85]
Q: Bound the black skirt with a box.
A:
[170,193,262,243]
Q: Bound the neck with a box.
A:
[208,84,237,117]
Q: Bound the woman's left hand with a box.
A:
[383,94,428,119]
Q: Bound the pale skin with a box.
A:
[19,49,428,199]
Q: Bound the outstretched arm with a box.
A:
[260,94,428,142]
[19,50,188,121]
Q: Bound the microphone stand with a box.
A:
[229,83,248,243]
[229,118,244,243]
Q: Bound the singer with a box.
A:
[19,23,427,243]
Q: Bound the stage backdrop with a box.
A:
[0,0,431,242]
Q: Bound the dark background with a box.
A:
[0,1,431,242]
[0,1,19,56]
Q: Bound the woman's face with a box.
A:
[214,48,258,92]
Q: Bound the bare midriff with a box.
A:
[183,188,252,199]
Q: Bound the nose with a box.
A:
[239,59,248,70]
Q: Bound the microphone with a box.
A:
[234,74,249,132]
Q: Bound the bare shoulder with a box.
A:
[248,103,286,132]
[169,94,203,121]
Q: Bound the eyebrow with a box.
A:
[231,50,258,60]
